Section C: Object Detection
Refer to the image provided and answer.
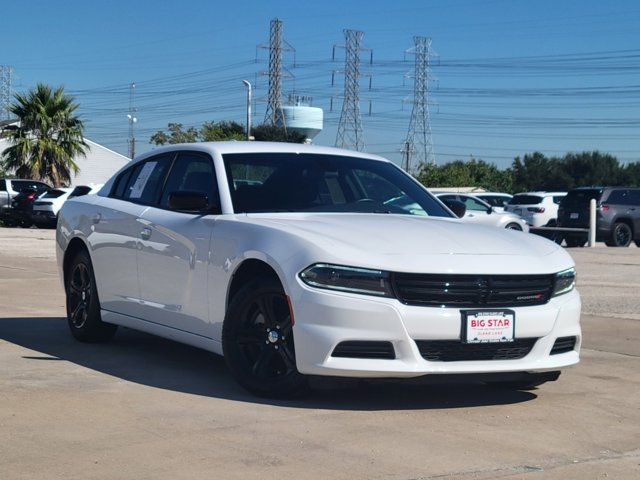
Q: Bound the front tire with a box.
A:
[222,277,307,398]
[605,222,632,247]
[65,249,117,342]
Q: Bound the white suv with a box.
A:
[505,192,566,227]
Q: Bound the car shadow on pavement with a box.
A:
[0,316,537,410]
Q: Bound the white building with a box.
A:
[0,125,130,187]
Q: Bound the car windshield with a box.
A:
[223,153,452,217]
[562,189,603,207]
[509,194,543,205]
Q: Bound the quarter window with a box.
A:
[605,189,631,205]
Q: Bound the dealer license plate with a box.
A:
[570,212,579,219]
[462,310,515,344]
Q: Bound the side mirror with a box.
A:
[167,191,209,212]
[487,206,493,214]
[442,199,467,218]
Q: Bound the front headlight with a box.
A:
[552,267,576,297]
[299,264,394,297]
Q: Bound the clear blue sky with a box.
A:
[3,0,640,167]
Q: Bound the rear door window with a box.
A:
[123,155,173,204]
[509,195,543,205]
[41,189,67,199]
[462,196,489,211]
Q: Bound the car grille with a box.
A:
[415,338,537,362]
[391,273,555,308]
[331,341,396,359]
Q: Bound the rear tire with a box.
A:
[222,277,308,398]
[605,222,632,247]
[65,249,117,342]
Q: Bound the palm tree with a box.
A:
[1,83,88,186]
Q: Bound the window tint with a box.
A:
[628,190,640,206]
[509,194,543,205]
[0,180,6,191]
[41,189,68,199]
[223,153,452,217]
[462,196,489,211]
[561,189,602,207]
[478,195,510,207]
[122,155,173,204]
[605,189,631,205]
[160,153,218,210]
[69,186,92,199]
[11,180,50,192]
[552,196,565,204]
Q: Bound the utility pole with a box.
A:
[242,80,252,140]
[127,82,137,159]
[333,29,372,151]
[0,66,13,121]
[402,36,436,172]
[259,18,295,126]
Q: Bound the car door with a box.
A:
[136,151,219,337]
[624,190,640,239]
[90,154,173,318]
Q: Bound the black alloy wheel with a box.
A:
[65,249,118,342]
[223,277,307,398]
[606,222,632,247]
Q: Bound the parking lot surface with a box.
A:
[1,228,639,479]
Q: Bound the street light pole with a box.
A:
[242,80,252,140]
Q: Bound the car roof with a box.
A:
[514,191,566,196]
[475,192,512,196]
[134,141,390,163]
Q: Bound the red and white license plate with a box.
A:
[462,310,515,344]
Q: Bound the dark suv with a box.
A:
[558,187,640,247]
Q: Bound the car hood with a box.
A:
[232,213,569,274]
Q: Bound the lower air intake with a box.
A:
[416,338,537,362]
[331,341,396,360]
[550,336,577,355]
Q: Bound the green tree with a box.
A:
[150,121,306,145]
[1,83,88,186]
[417,158,513,192]
[251,124,306,143]
[150,123,199,145]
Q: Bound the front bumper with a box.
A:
[291,284,581,378]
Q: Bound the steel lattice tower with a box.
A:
[402,36,436,171]
[0,66,13,121]
[260,18,295,125]
[334,30,371,151]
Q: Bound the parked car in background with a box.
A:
[1,179,51,226]
[558,187,640,248]
[56,142,580,397]
[505,192,566,227]
[68,183,104,199]
[474,192,513,213]
[436,193,529,231]
[31,188,73,228]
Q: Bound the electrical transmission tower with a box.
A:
[127,82,137,159]
[258,18,295,125]
[402,36,436,171]
[0,66,13,121]
[333,30,372,151]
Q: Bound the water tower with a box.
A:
[278,94,323,143]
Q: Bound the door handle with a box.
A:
[91,213,102,224]
[140,228,152,240]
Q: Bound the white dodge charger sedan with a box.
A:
[56,142,581,397]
